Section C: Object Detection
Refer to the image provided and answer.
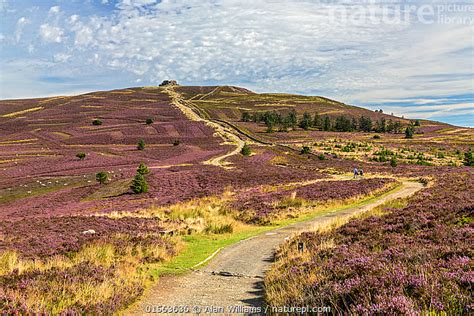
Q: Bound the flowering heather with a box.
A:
[0,216,166,259]
[0,233,178,314]
[232,178,396,223]
[265,172,473,314]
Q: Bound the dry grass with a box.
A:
[0,234,181,314]
[100,192,244,236]
[0,138,37,145]
[2,107,44,118]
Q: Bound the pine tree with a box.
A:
[131,173,148,194]
[323,116,331,131]
[359,116,372,132]
[287,110,298,129]
[137,162,150,175]
[405,127,414,139]
[299,112,312,130]
[313,113,322,129]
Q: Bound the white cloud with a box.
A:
[39,24,64,43]
[2,0,473,125]
[48,6,60,15]
[15,17,29,43]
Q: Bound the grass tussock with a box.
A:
[102,192,243,236]
[0,234,181,314]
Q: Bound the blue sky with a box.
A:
[0,0,473,127]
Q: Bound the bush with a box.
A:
[137,139,145,150]
[301,146,311,155]
[137,163,150,175]
[92,119,102,126]
[95,172,108,184]
[146,118,154,125]
[373,135,381,139]
[317,154,327,160]
[130,173,148,194]
[241,144,251,156]
[173,139,180,146]
[76,152,86,160]
[390,157,398,167]
[405,127,414,139]
[463,150,474,166]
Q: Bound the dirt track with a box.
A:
[126,181,423,315]
[165,87,245,168]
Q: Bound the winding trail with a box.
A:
[164,86,245,168]
[127,181,423,315]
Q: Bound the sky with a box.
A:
[0,0,473,127]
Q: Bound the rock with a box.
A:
[159,80,179,87]
[82,229,96,235]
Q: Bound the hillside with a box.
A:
[175,85,436,123]
[0,85,472,314]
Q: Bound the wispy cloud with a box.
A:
[0,0,473,126]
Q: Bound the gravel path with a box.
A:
[126,181,423,315]
[165,87,245,169]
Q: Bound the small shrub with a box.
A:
[390,157,398,167]
[463,150,474,166]
[76,152,86,160]
[92,119,102,126]
[405,127,414,139]
[373,135,381,139]
[130,173,148,194]
[241,144,251,156]
[136,163,150,175]
[95,171,108,184]
[317,154,327,160]
[301,146,311,155]
[173,139,180,146]
[146,118,154,125]
[137,139,145,150]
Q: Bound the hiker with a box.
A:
[359,169,364,177]
[353,167,358,178]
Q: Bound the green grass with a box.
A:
[151,226,272,276]
[150,181,403,277]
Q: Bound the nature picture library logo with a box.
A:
[265,0,474,25]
